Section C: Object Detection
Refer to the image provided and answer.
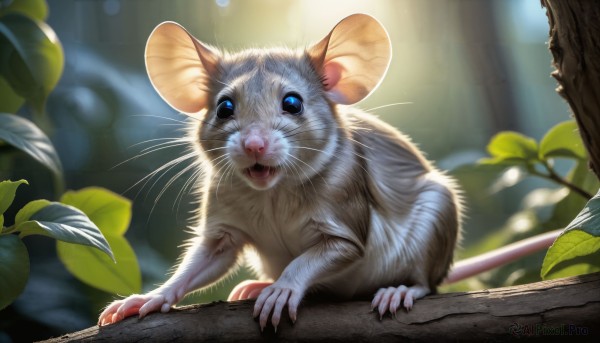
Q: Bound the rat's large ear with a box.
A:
[145,22,219,115]
[308,14,391,105]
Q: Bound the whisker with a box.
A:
[198,138,230,143]
[224,162,234,191]
[274,117,284,131]
[183,115,237,136]
[283,159,309,195]
[285,153,327,186]
[155,162,198,205]
[281,118,323,136]
[128,137,187,149]
[346,136,373,150]
[112,141,190,170]
[219,160,235,190]
[130,114,190,125]
[289,146,330,154]
[143,153,197,201]
[207,153,234,193]
[175,165,202,214]
[203,146,230,153]
[150,162,199,219]
[288,158,317,195]
[124,151,196,196]
[281,117,321,132]
[293,144,371,164]
[287,138,329,143]
[277,120,293,134]
[365,102,412,112]
[139,141,190,154]
[215,160,235,200]
[283,127,329,139]
[207,152,232,168]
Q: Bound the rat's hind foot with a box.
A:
[228,280,273,301]
[371,285,430,318]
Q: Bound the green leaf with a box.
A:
[0,234,29,310]
[0,0,49,21]
[542,252,600,280]
[60,187,132,236]
[486,132,539,163]
[541,230,600,279]
[57,234,141,295]
[478,156,528,166]
[0,179,28,215]
[58,187,140,294]
[539,121,586,160]
[15,198,50,224]
[542,190,600,278]
[0,14,63,113]
[0,75,24,112]
[0,113,62,175]
[16,202,114,260]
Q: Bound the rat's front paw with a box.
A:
[252,282,304,331]
[98,290,179,326]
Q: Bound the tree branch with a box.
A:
[41,273,600,342]
[528,161,594,200]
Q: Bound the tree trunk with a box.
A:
[542,0,600,180]
[40,273,600,342]
[458,1,521,132]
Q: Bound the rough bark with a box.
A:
[40,273,600,342]
[542,0,600,180]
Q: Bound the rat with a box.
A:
[98,14,561,330]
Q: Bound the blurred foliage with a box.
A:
[0,0,141,337]
[0,112,61,176]
[443,121,600,293]
[0,180,114,309]
[0,0,61,116]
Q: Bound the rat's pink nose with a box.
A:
[244,135,266,158]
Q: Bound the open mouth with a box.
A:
[245,163,277,180]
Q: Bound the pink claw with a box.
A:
[371,285,428,317]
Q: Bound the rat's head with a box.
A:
[144,14,391,190]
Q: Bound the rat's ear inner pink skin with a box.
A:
[145,21,220,115]
[308,13,392,105]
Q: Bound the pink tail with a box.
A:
[444,229,562,284]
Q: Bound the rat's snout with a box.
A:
[243,132,268,159]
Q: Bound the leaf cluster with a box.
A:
[0,0,141,313]
[480,121,599,281]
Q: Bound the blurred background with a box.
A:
[0,0,579,341]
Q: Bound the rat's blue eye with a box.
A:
[282,93,303,115]
[216,97,235,119]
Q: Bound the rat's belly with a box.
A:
[242,217,315,280]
